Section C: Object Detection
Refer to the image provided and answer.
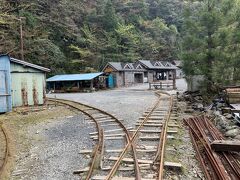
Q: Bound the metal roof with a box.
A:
[104,62,146,71]
[10,58,50,72]
[138,60,177,70]
[47,72,103,82]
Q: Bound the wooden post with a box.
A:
[90,79,94,91]
[166,71,169,80]
[19,17,24,60]
[173,70,176,89]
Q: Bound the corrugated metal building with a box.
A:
[0,55,50,111]
[10,58,50,107]
[0,55,12,113]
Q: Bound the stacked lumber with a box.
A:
[226,88,240,104]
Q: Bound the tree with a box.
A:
[102,0,119,31]
[181,0,239,95]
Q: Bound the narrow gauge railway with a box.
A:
[47,98,140,179]
[91,92,180,180]
[0,123,9,177]
[185,116,240,180]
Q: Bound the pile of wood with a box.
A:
[225,88,240,104]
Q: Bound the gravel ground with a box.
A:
[47,83,157,128]
[5,84,159,180]
[2,107,95,180]
[0,79,197,180]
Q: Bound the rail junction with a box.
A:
[49,91,181,180]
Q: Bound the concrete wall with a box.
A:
[10,62,46,107]
[187,75,204,92]
[176,68,183,79]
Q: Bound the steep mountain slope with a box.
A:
[0,0,185,75]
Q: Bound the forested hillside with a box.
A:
[0,0,185,74]
[1,0,240,91]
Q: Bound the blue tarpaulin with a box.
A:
[47,72,103,82]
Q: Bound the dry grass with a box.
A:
[0,105,76,180]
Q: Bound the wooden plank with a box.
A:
[105,149,124,153]
[92,176,154,180]
[139,117,164,120]
[73,167,89,174]
[136,120,163,123]
[79,149,92,154]
[88,119,124,124]
[102,164,151,171]
[108,156,153,164]
[137,145,157,150]
[137,149,156,153]
[88,119,113,124]
[139,135,175,140]
[130,129,177,134]
[99,123,120,127]
[90,133,125,139]
[164,161,182,168]
[92,136,124,140]
[210,140,240,152]
[135,123,163,127]
[105,148,157,153]
[89,127,132,135]
[135,123,179,127]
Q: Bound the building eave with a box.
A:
[10,58,51,72]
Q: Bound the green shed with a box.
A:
[10,58,50,107]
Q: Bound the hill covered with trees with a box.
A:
[0,0,185,74]
[1,0,239,92]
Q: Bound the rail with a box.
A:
[0,123,9,177]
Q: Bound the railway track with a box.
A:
[48,98,139,179]
[100,92,180,180]
[49,91,180,180]
[185,116,240,180]
[0,123,9,178]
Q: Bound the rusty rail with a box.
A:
[48,98,140,180]
[105,92,163,180]
[184,116,240,180]
[106,91,173,180]
[0,123,9,177]
[155,93,173,180]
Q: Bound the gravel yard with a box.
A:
[47,83,157,128]
[1,84,158,180]
[0,81,198,180]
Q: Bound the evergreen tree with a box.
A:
[181,0,236,94]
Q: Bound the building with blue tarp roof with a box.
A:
[47,72,105,92]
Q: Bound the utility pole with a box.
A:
[18,17,24,60]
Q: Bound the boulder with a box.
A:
[225,114,232,119]
[215,115,228,129]
[226,125,238,131]
[235,135,240,140]
[225,129,239,138]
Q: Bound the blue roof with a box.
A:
[47,72,103,82]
